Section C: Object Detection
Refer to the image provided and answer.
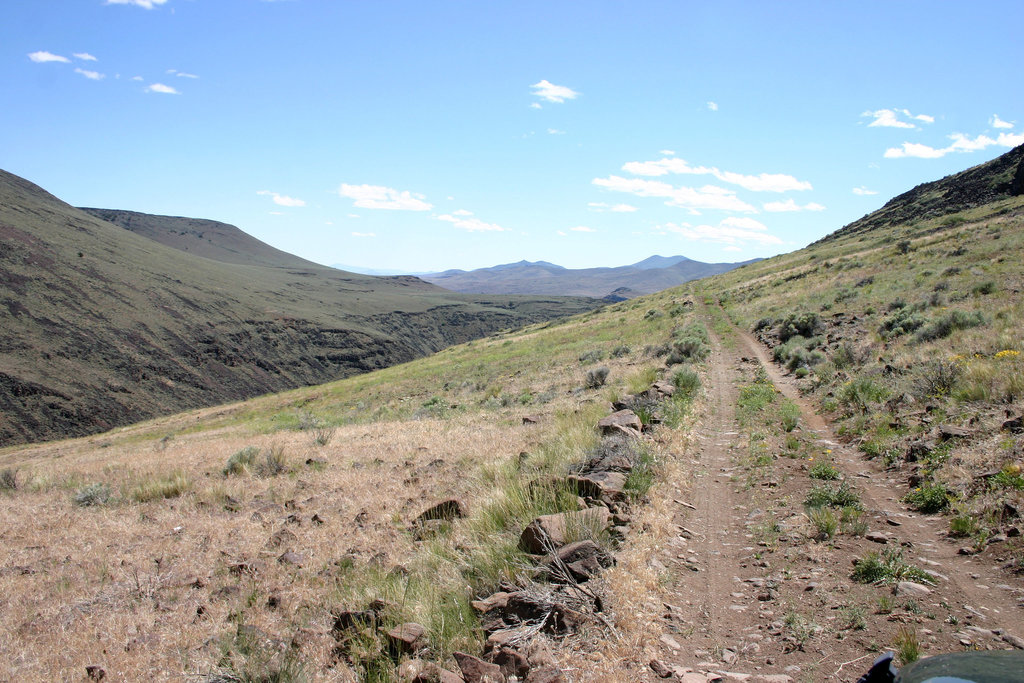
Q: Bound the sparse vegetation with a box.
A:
[129,470,189,503]
[73,482,113,507]
[851,548,935,586]
[585,365,610,388]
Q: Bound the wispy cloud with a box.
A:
[588,202,638,213]
[145,82,179,94]
[530,79,579,104]
[592,175,757,214]
[884,131,1024,159]
[73,52,98,62]
[707,101,718,111]
[257,190,305,207]
[621,157,812,192]
[351,232,375,238]
[659,149,676,156]
[167,69,199,79]
[74,68,105,81]
[547,128,565,135]
[105,0,168,8]
[28,51,70,63]
[991,115,1014,130]
[437,212,506,232]
[338,184,432,211]
[762,199,825,212]
[852,186,878,196]
[862,108,934,129]
[657,217,782,246]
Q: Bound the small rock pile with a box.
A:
[334,378,677,681]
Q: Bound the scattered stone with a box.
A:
[519,507,611,554]
[472,592,511,614]
[650,659,673,678]
[85,665,106,681]
[453,651,504,682]
[597,410,642,436]
[938,424,971,440]
[886,518,902,526]
[865,531,890,544]
[526,666,566,683]
[545,539,614,583]
[651,380,676,397]
[659,633,682,650]
[522,415,541,425]
[722,647,738,664]
[490,647,529,680]
[1002,416,1024,433]
[1004,633,1024,649]
[332,608,378,635]
[387,623,426,655]
[415,498,466,525]
[311,513,325,525]
[277,551,304,567]
[896,581,932,598]
[566,471,628,502]
[958,546,980,556]
[266,528,297,549]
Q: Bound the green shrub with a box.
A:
[839,377,888,413]
[578,349,605,364]
[609,344,631,358]
[777,312,822,342]
[672,368,701,397]
[851,548,935,586]
[257,446,289,477]
[780,402,800,432]
[74,483,112,507]
[915,310,985,342]
[972,281,996,296]
[809,459,841,480]
[224,446,260,476]
[130,471,189,503]
[805,480,862,510]
[585,366,610,389]
[879,307,927,339]
[0,468,17,492]
[904,482,951,513]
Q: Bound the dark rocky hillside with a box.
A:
[0,170,599,445]
[818,143,1024,244]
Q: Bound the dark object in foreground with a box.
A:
[858,650,1024,683]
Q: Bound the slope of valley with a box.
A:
[0,170,600,445]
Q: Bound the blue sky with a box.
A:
[3,1,1022,272]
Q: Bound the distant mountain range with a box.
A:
[419,255,760,300]
[0,170,599,445]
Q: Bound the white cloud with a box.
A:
[351,232,375,238]
[145,82,179,94]
[437,214,506,232]
[991,115,1014,130]
[723,246,742,252]
[257,190,306,207]
[570,226,595,232]
[530,79,579,104]
[883,142,947,159]
[621,156,811,192]
[863,108,932,129]
[763,199,825,212]
[998,131,1024,146]
[547,128,565,135]
[131,75,143,81]
[338,184,432,211]
[74,68,104,80]
[105,0,168,8]
[556,230,567,236]
[592,175,757,213]
[884,130,1022,159]
[452,209,473,216]
[707,101,718,111]
[588,202,638,213]
[529,102,542,110]
[852,186,878,196]
[659,218,782,246]
[167,68,199,79]
[28,51,70,63]
[659,149,676,156]
[269,211,284,215]
[73,52,98,62]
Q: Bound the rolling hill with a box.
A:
[0,170,600,445]
[421,255,758,299]
[0,147,1022,682]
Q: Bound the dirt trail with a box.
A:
[640,307,1024,682]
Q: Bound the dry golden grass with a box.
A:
[0,291,700,680]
